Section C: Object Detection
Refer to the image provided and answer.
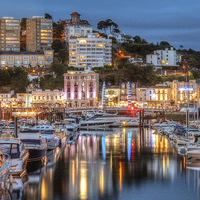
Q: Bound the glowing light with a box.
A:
[99,167,104,194]
[80,167,87,199]
[179,87,193,91]
[79,39,87,43]
[119,162,123,190]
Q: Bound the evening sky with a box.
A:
[1,0,200,50]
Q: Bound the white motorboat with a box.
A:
[151,120,176,129]
[80,119,114,130]
[0,135,29,175]
[0,151,10,183]
[64,118,80,131]
[187,150,200,159]
[19,130,47,162]
[30,125,57,150]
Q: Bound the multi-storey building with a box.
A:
[64,12,92,42]
[0,17,20,52]
[0,49,53,68]
[32,89,64,106]
[172,80,200,104]
[58,12,92,42]
[103,82,138,107]
[69,36,112,67]
[146,47,182,66]
[63,67,99,107]
[26,16,53,52]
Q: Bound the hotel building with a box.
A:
[0,17,20,52]
[0,49,53,68]
[69,36,112,67]
[26,16,53,52]
[63,67,99,107]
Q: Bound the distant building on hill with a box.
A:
[0,49,53,68]
[26,16,53,52]
[146,47,182,66]
[0,17,20,52]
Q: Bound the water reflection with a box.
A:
[20,128,200,200]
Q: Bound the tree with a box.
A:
[179,45,184,49]
[58,49,68,64]
[55,23,64,39]
[133,35,142,43]
[50,63,65,76]
[20,18,27,30]
[160,41,170,46]
[97,21,108,34]
[53,22,57,28]
[45,13,52,19]
[113,28,121,34]
[51,39,67,53]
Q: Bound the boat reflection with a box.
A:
[10,170,29,200]
[187,160,200,198]
[22,128,190,200]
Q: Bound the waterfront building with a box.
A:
[172,80,200,105]
[32,89,64,107]
[104,82,138,107]
[26,16,53,52]
[0,90,15,107]
[63,67,99,108]
[0,49,53,68]
[105,86,121,107]
[136,84,172,108]
[146,47,181,66]
[69,36,112,67]
[0,17,20,52]
[16,93,32,108]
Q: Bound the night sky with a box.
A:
[2,0,200,50]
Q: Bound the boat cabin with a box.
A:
[0,139,24,159]
[19,130,43,145]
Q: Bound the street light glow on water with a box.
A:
[20,128,200,200]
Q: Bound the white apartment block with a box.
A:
[65,25,93,41]
[146,47,182,66]
[0,17,20,52]
[69,36,112,67]
[0,49,53,68]
[108,33,126,43]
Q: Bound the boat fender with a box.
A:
[0,182,4,189]
[4,182,7,189]
[9,184,13,193]
[9,175,13,184]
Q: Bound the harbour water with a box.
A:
[15,128,200,200]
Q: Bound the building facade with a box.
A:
[172,80,200,104]
[64,12,92,42]
[32,89,64,106]
[69,36,112,67]
[146,47,181,66]
[26,16,53,52]
[63,67,99,108]
[0,17,20,52]
[0,49,53,68]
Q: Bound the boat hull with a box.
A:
[28,149,47,162]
